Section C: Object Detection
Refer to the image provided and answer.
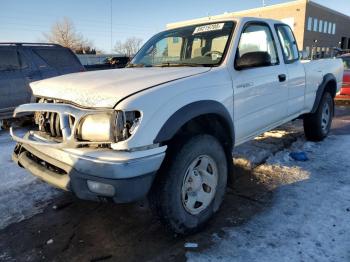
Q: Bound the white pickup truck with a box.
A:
[11,17,343,234]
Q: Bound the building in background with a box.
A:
[167,0,350,58]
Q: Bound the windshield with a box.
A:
[342,57,350,70]
[130,21,235,67]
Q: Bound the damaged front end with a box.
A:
[11,98,141,148]
[10,99,165,203]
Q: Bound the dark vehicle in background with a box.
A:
[77,54,130,71]
[0,43,85,120]
[108,56,130,68]
[336,54,350,100]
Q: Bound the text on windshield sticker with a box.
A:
[193,23,225,34]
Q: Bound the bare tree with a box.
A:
[43,17,94,53]
[114,37,143,57]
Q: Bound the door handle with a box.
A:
[278,74,287,82]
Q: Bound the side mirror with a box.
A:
[235,51,272,70]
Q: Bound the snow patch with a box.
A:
[0,131,61,230]
[188,135,350,262]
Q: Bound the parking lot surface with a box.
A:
[0,104,349,262]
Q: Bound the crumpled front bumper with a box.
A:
[13,142,166,203]
[10,102,167,203]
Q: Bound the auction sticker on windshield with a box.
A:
[193,23,225,34]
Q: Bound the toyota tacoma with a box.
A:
[11,17,343,234]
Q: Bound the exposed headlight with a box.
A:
[77,113,115,142]
[77,111,141,143]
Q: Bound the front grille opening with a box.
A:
[27,152,67,175]
[35,111,75,139]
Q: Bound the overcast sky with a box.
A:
[1,0,349,53]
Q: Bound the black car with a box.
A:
[0,43,85,120]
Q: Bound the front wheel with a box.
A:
[149,134,228,235]
[303,92,334,141]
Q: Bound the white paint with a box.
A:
[30,67,210,108]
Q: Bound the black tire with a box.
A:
[303,92,334,141]
[149,134,228,235]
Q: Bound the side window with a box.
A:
[236,23,279,69]
[33,48,81,69]
[0,50,20,71]
[276,25,299,63]
[18,52,29,69]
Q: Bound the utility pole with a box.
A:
[110,0,113,53]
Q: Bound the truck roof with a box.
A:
[166,16,284,30]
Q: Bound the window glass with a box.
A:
[150,37,183,64]
[0,50,20,70]
[332,23,336,35]
[237,24,278,65]
[132,22,234,67]
[313,18,318,31]
[324,21,328,33]
[18,52,29,69]
[307,17,313,31]
[319,20,323,32]
[342,57,350,70]
[305,46,310,58]
[33,49,81,69]
[328,22,332,34]
[276,25,299,62]
[172,37,180,44]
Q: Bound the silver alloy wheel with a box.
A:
[321,102,331,132]
[181,155,218,215]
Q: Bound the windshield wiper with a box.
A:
[154,62,212,68]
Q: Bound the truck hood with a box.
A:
[30,67,210,108]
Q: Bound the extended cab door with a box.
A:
[275,24,306,116]
[232,22,288,143]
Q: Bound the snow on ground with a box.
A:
[188,135,350,262]
[233,121,303,169]
[0,131,60,230]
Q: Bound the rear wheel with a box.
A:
[303,92,334,141]
[149,134,228,235]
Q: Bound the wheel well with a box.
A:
[324,80,337,98]
[166,114,233,152]
[310,76,337,114]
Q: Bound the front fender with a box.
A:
[112,68,234,150]
[154,100,234,144]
